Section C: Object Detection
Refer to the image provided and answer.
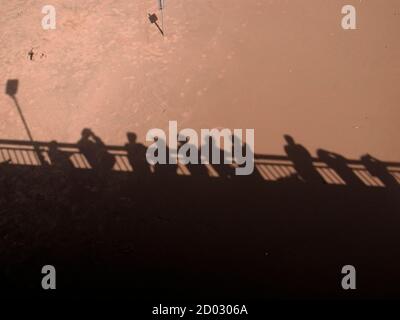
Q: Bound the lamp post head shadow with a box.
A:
[6,79,19,97]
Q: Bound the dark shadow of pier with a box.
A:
[0,134,399,300]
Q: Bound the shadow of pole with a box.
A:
[6,80,45,165]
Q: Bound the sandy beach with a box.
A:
[0,0,399,162]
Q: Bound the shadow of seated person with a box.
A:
[77,128,116,172]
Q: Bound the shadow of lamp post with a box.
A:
[6,79,46,165]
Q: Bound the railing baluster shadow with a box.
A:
[0,138,399,188]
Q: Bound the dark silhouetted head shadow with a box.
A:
[283,135,324,184]
[361,154,399,188]
[77,128,116,172]
[317,149,363,187]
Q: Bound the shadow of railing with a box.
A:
[1,138,399,188]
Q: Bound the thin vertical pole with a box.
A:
[11,96,44,165]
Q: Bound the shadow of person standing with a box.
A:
[361,154,398,188]
[77,128,116,173]
[125,132,151,181]
[45,140,77,212]
[283,135,324,184]
[317,149,363,187]
[77,129,116,237]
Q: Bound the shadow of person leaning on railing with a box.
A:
[48,140,75,171]
[77,128,116,173]
[283,134,325,185]
[361,154,399,188]
[177,135,210,178]
[125,132,151,182]
[204,135,236,179]
[317,149,364,187]
[231,134,263,181]
[149,136,178,178]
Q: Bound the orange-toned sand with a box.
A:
[1,0,399,161]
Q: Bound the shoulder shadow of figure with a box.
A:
[77,128,116,173]
[283,135,325,184]
[125,132,151,180]
[317,149,364,187]
[361,154,398,188]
